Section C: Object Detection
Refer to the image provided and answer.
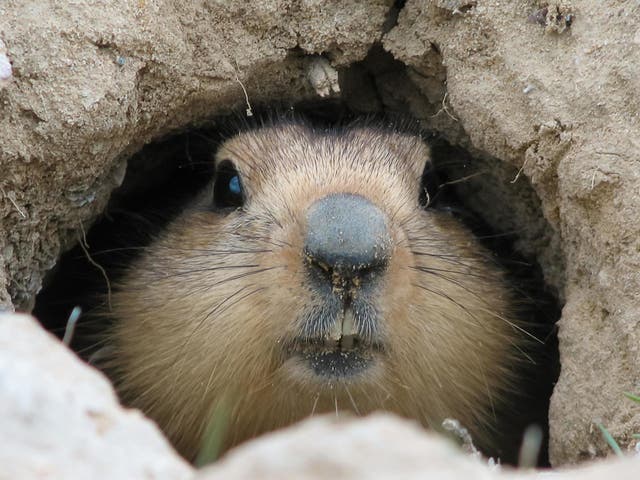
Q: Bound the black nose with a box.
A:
[304,193,391,278]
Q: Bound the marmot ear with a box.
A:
[403,141,440,208]
[407,141,431,179]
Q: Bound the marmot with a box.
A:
[84,120,545,462]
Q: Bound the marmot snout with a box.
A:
[96,121,535,461]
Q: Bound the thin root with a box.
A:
[431,92,459,122]
[234,60,253,117]
[78,222,113,311]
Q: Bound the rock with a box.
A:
[0,312,193,480]
[196,414,640,480]
[198,414,495,480]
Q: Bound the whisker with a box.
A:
[311,393,320,416]
[149,264,262,278]
[416,265,544,345]
[75,246,274,258]
[437,170,489,187]
[140,265,283,285]
[345,386,360,415]
[168,285,266,395]
[410,250,497,272]
[207,266,284,289]
[410,265,496,281]
[411,283,537,363]
[232,232,293,249]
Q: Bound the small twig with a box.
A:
[595,151,624,158]
[78,222,112,311]
[510,158,529,184]
[1,186,26,218]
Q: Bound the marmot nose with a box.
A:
[304,193,391,278]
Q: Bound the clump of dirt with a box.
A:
[2,0,639,466]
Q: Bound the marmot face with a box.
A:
[104,122,525,459]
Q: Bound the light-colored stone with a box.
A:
[197,414,497,480]
[196,414,640,480]
[0,312,193,480]
[306,57,341,98]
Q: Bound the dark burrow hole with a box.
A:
[34,50,561,467]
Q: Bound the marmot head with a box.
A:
[104,121,525,459]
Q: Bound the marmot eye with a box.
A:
[214,160,245,209]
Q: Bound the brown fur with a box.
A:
[100,123,526,460]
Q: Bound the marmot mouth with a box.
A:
[300,350,373,377]
[285,304,384,378]
[286,337,384,378]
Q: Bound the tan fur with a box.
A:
[102,123,525,459]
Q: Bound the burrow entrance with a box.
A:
[34,46,562,465]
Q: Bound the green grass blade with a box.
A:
[632,433,640,440]
[623,392,640,404]
[596,423,624,457]
[195,398,232,467]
